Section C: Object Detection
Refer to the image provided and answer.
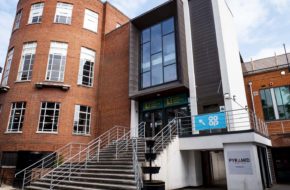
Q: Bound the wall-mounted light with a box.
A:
[224,93,231,100]
[281,70,286,76]
[248,81,253,86]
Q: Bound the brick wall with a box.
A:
[98,23,131,134]
[244,69,290,146]
[0,0,129,153]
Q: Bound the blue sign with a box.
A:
[194,112,226,131]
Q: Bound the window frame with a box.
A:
[260,85,290,121]
[6,102,26,133]
[83,9,99,33]
[17,42,37,81]
[73,105,91,135]
[1,48,14,86]
[13,9,22,30]
[45,42,68,82]
[139,17,178,90]
[54,2,73,25]
[28,2,45,24]
[78,47,95,87]
[37,102,60,133]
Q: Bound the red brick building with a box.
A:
[0,0,128,184]
[243,53,290,183]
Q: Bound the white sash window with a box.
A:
[78,47,95,87]
[28,3,44,24]
[2,49,14,86]
[54,3,73,24]
[46,42,68,82]
[17,42,37,81]
[83,9,98,33]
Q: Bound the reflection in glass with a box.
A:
[140,17,177,89]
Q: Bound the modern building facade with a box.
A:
[243,54,290,184]
[0,0,275,189]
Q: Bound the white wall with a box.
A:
[224,143,263,190]
[152,138,203,189]
[182,0,198,117]
[212,0,249,129]
[130,100,139,137]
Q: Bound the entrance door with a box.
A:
[143,110,163,137]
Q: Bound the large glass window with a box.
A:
[140,17,177,89]
[1,49,14,86]
[7,102,26,132]
[14,10,22,30]
[73,105,91,135]
[38,102,60,133]
[83,9,98,33]
[28,2,44,24]
[17,42,37,81]
[46,42,68,82]
[260,86,290,121]
[54,3,73,24]
[78,47,95,87]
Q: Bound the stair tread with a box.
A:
[33,179,136,189]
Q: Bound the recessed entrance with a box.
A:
[201,150,227,188]
[140,94,190,137]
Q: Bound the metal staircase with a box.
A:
[15,121,179,190]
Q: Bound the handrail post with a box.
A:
[22,170,26,190]
[57,153,60,168]
[115,140,118,159]
[97,140,100,162]
[170,124,172,140]
[41,160,44,177]
[50,170,53,189]
[79,144,81,162]
[162,131,164,149]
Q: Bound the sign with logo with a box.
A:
[227,150,253,175]
[194,112,226,131]
[164,94,188,108]
[142,99,163,111]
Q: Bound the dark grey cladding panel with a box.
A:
[129,0,189,99]
[129,23,140,97]
[176,0,189,88]
[189,0,224,113]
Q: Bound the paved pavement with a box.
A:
[180,184,290,190]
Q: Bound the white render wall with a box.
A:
[130,100,139,137]
[152,138,203,190]
[212,0,249,119]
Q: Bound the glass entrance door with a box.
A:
[143,110,163,137]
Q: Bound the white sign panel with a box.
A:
[227,150,253,175]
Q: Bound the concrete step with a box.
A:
[30,179,137,190]
[52,167,135,174]
[41,175,136,185]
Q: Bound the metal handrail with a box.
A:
[49,125,129,189]
[153,119,178,152]
[16,125,129,189]
[176,109,269,137]
[132,138,143,190]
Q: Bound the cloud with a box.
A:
[226,0,268,44]
[269,0,290,13]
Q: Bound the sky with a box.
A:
[0,0,290,71]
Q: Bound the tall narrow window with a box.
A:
[14,10,22,30]
[54,3,73,24]
[1,49,14,86]
[140,17,177,89]
[38,102,60,133]
[46,42,68,82]
[17,42,37,81]
[83,9,98,33]
[28,3,44,24]
[73,105,91,135]
[78,47,95,87]
[7,102,26,132]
